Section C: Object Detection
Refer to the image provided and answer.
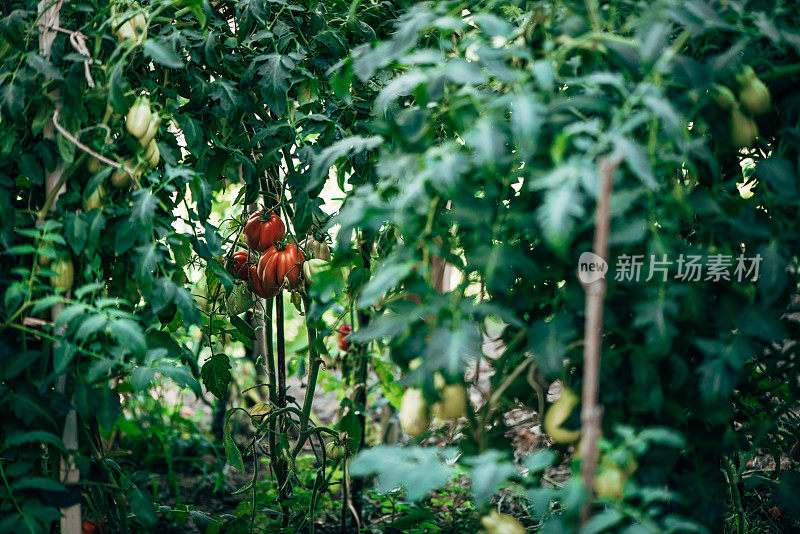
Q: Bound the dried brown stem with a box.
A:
[579,154,621,522]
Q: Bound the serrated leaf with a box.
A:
[357,258,414,309]
[201,352,231,398]
[143,39,184,68]
[350,445,456,501]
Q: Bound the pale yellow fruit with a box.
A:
[400,388,430,438]
[82,184,106,212]
[730,108,758,148]
[543,387,581,444]
[433,383,467,420]
[480,511,526,534]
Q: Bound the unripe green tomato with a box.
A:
[225,282,253,316]
[480,511,526,534]
[433,383,468,420]
[595,466,627,500]
[325,442,347,460]
[145,139,160,168]
[305,235,331,260]
[51,257,74,291]
[737,67,770,115]
[126,97,152,139]
[113,18,136,43]
[711,84,736,109]
[400,388,430,438]
[730,108,758,148]
[87,157,105,174]
[82,184,106,212]
[138,114,162,147]
[111,159,137,188]
[303,258,328,284]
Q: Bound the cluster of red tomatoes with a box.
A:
[226,209,305,298]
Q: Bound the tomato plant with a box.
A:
[3,0,800,532]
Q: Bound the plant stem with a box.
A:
[579,154,620,524]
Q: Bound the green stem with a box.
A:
[291,294,323,457]
[723,458,745,534]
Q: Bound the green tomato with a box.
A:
[325,441,347,460]
[730,108,758,148]
[480,511,525,534]
[737,67,770,115]
[51,257,74,292]
[400,388,430,438]
[144,139,160,168]
[595,466,627,500]
[433,383,468,420]
[543,387,581,444]
[82,184,106,212]
[303,258,328,284]
[126,96,152,139]
[138,113,162,147]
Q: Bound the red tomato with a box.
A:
[251,266,280,299]
[338,324,352,351]
[767,506,781,519]
[257,243,305,291]
[227,250,253,281]
[82,519,106,534]
[243,210,285,252]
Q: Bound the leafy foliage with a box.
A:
[2,0,800,532]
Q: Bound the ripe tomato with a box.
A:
[257,243,305,291]
[338,324,352,351]
[243,210,285,252]
[227,250,252,281]
[250,267,280,299]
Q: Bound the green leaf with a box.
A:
[357,258,414,309]
[350,445,457,501]
[131,366,157,391]
[130,190,158,235]
[230,315,255,340]
[4,430,65,449]
[580,509,623,534]
[11,477,66,492]
[466,451,516,504]
[223,413,244,472]
[201,352,232,398]
[129,488,158,527]
[311,135,383,186]
[143,39,184,68]
[524,449,557,474]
